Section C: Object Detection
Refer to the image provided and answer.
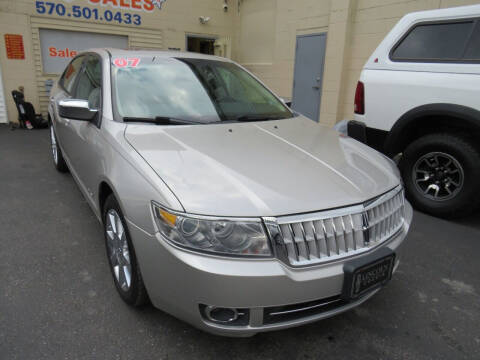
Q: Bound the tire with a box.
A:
[103,194,148,306]
[49,124,68,173]
[400,133,480,219]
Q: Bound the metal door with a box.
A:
[291,33,327,122]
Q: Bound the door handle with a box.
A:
[312,86,320,90]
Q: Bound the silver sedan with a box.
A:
[48,49,412,336]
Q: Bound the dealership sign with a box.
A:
[86,0,160,12]
[36,0,167,26]
[61,0,167,12]
[39,29,128,74]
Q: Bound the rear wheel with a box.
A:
[103,194,148,306]
[401,133,480,218]
[50,124,68,173]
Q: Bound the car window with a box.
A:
[179,58,291,121]
[60,56,85,93]
[214,66,284,116]
[112,57,292,123]
[391,21,474,61]
[464,22,480,60]
[74,55,102,109]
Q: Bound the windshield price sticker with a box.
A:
[113,57,141,67]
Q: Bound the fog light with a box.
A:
[205,306,238,323]
[200,304,250,326]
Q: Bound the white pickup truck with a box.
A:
[351,4,480,218]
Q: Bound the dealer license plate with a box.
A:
[342,248,396,300]
[352,256,395,298]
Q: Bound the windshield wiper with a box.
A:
[123,116,204,125]
[235,115,283,122]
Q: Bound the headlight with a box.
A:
[152,203,272,257]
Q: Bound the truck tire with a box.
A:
[400,133,480,219]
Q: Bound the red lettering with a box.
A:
[119,0,130,7]
[143,0,154,11]
[131,0,141,9]
[103,0,118,6]
[128,57,140,67]
[114,58,128,67]
[48,47,78,58]
[65,64,74,79]
[88,0,101,3]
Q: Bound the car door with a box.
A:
[65,54,104,205]
[52,55,87,163]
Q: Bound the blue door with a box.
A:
[291,33,327,122]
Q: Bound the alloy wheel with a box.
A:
[412,152,464,201]
[50,126,58,165]
[105,209,132,291]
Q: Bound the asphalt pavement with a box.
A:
[1,126,479,360]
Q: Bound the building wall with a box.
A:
[236,0,331,101]
[0,0,236,123]
[1,0,479,125]
[0,8,38,124]
[237,0,480,125]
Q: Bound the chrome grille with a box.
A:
[266,187,405,266]
[364,187,405,244]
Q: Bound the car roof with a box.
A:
[84,48,232,62]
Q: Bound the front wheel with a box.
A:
[49,124,68,173]
[103,194,148,306]
[400,133,480,219]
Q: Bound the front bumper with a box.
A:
[127,201,412,337]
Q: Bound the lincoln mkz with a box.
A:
[48,49,412,336]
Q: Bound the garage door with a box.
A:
[0,66,7,124]
[31,16,164,116]
[39,29,128,74]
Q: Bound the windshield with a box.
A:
[112,56,293,123]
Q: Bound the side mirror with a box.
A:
[58,99,98,121]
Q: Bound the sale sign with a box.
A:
[36,0,168,26]
[39,29,128,74]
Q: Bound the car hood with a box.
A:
[125,116,400,217]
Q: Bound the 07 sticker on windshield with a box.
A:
[113,58,141,68]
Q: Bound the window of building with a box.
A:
[391,21,474,62]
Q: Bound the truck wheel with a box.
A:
[401,133,480,218]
